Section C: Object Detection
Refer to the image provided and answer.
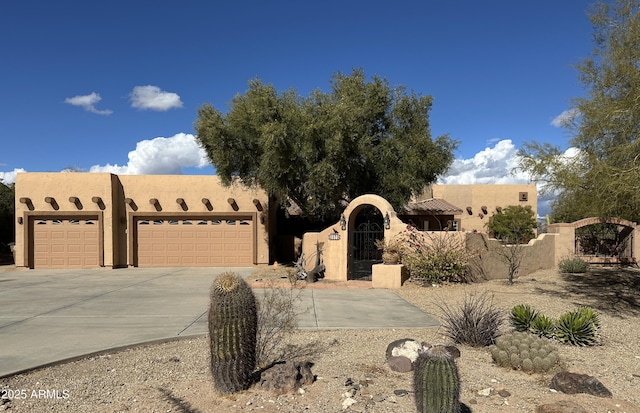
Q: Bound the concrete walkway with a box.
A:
[0,267,438,378]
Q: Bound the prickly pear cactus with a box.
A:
[413,345,461,413]
[208,272,258,393]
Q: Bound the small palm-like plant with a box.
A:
[529,314,555,338]
[510,304,538,332]
[555,309,599,346]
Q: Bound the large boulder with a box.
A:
[549,371,613,398]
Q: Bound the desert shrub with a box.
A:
[555,307,600,346]
[399,226,476,284]
[490,331,559,373]
[254,270,308,368]
[558,256,589,273]
[437,293,504,347]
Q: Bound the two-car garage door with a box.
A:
[136,217,254,267]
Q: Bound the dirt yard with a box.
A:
[1,267,639,412]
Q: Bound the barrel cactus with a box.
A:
[208,272,258,393]
[413,345,461,413]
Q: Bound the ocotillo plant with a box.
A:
[208,272,258,393]
[413,345,461,413]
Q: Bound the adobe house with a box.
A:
[14,173,271,269]
[17,172,569,284]
[401,184,538,233]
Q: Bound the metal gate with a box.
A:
[350,221,383,279]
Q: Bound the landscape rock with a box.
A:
[385,338,416,359]
[387,355,413,373]
[549,371,613,398]
[259,361,314,395]
[535,400,588,413]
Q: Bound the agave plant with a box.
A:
[555,310,598,346]
[529,314,555,338]
[575,306,600,329]
[510,304,538,332]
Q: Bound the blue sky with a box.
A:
[1,0,595,211]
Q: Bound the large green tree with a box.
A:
[195,69,457,221]
[518,0,640,222]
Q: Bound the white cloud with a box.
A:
[129,85,183,111]
[89,133,209,175]
[551,108,579,128]
[0,168,26,185]
[64,92,113,115]
[439,139,529,185]
[439,139,555,217]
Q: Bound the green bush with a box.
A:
[490,332,559,373]
[399,227,475,284]
[437,293,504,347]
[558,256,589,273]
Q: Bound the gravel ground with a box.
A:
[1,267,640,413]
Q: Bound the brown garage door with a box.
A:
[136,218,254,267]
[32,218,100,268]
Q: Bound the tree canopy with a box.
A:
[518,0,640,222]
[485,205,537,244]
[195,69,457,222]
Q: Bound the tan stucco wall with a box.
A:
[466,232,557,280]
[15,173,270,268]
[430,184,538,233]
[15,172,117,267]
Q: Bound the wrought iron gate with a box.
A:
[350,221,384,279]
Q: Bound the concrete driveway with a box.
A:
[0,266,438,377]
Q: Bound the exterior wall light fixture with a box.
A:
[339,213,346,231]
[384,212,391,230]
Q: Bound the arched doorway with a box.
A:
[573,217,637,265]
[348,205,384,280]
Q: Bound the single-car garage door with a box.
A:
[32,218,100,268]
[136,218,254,267]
